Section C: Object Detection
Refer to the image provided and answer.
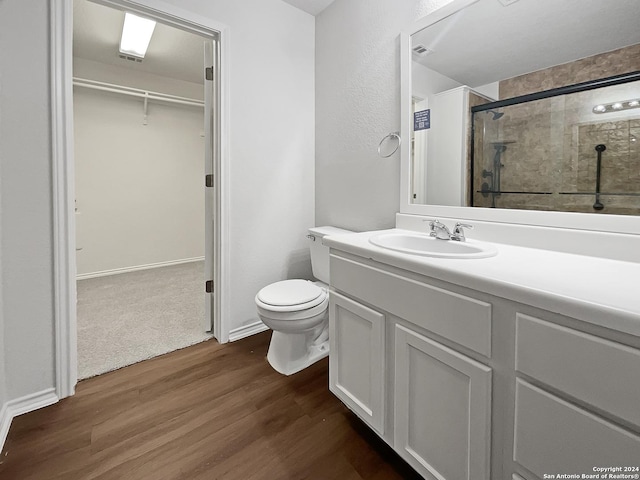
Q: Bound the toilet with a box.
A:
[255,226,352,375]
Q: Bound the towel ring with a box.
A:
[377,131,401,158]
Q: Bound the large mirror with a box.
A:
[400,0,640,232]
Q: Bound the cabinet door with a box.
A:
[329,292,385,435]
[394,324,492,480]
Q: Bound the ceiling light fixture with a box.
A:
[119,13,156,59]
[592,99,640,114]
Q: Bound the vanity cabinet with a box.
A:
[328,249,640,480]
[394,324,492,480]
[328,291,385,435]
[329,252,494,480]
[511,313,640,479]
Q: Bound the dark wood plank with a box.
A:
[0,332,420,480]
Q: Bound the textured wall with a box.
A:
[315,0,455,231]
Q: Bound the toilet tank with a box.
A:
[308,226,353,284]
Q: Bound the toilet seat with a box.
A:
[256,279,327,313]
[257,295,329,322]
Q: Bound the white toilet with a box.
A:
[255,226,352,375]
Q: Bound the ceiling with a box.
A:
[281,0,336,16]
[73,0,336,85]
[412,0,640,87]
[73,0,206,85]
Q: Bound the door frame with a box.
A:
[50,0,231,398]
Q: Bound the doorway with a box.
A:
[51,0,226,392]
[73,0,218,379]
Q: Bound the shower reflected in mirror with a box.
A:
[470,74,640,215]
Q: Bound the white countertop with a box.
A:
[323,229,640,338]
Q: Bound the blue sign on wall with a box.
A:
[414,109,430,131]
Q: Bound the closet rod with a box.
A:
[73,77,204,108]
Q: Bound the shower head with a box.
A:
[487,109,504,120]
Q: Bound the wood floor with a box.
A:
[0,331,420,480]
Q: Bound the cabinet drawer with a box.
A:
[331,255,492,357]
[514,379,640,477]
[516,314,640,427]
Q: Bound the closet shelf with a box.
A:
[73,77,205,107]
[73,77,205,125]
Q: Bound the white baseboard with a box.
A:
[0,388,59,452]
[0,403,10,453]
[76,256,205,280]
[228,321,269,342]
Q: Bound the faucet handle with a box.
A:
[452,222,473,241]
[423,219,452,239]
[423,218,440,235]
[454,222,473,230]
[423,218,444,227]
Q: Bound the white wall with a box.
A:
[74,87,205,276]
[316,0,455,231]
[474,81,499,101]
[74,58,204,100]
[154,0,316,332]
[0,0,57,401]
[0,0,315,415]
[412,62,461,101]
[412,61,498,103]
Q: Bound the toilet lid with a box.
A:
[257,279,324,307]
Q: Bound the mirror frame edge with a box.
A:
[399,0,640,236]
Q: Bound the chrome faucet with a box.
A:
[451,222,473,242]
[426,219,452,240]
[425,219,473,242]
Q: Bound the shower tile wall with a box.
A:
[473,105,640,215]
[472,44,640,215]
[576,120,640,193]
[499,44,640,99]
[473,97,564,210]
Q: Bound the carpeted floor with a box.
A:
[77,260,213,379]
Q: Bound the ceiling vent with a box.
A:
[412,44,433,56]
[118,53,143,63]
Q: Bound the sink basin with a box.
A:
[368,232,497,259]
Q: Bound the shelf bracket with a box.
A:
[143,92,149,126]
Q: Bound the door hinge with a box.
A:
[205,174,214,187]
[205,280,214,293]
[205,67,214,81]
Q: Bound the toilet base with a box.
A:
[266,326,329,376]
